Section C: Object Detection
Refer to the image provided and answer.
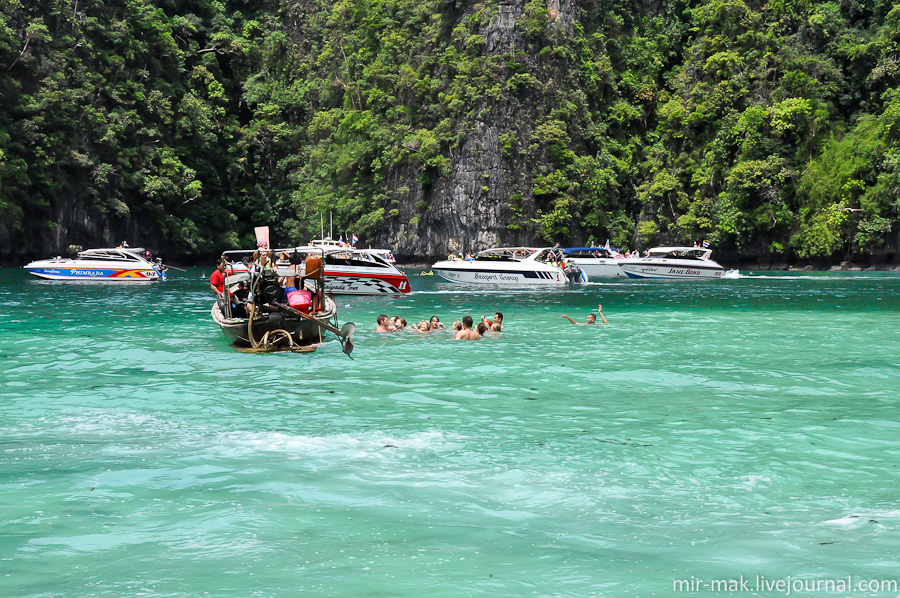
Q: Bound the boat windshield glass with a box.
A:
[535,248,565,263]
[79,250,143,262]
[567,249,611,258]
[648,249,707,259]
[326,251,390,268]
[473,248,532,261]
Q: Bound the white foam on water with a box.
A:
[824,510,900,526]
[216,428,465,460]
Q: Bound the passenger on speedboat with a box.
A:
[210,259,226,297]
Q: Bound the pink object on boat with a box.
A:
[285,287,313,313]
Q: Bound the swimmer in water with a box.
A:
[482,312,504,329]
[376,314,392,333]
[455,316,480,340]
[561,304,607,325]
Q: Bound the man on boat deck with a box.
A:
[210,259,226,297]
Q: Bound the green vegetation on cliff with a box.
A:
[0,0,898,259]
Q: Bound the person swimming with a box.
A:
[429,316,445,330]
[482,312,504,329]
[455,316,480,340]
[376,314,392,333]
[561,304,607,325]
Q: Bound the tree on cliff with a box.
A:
[0,0,897,261]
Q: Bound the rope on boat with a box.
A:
[242,298,314,353]
[235,328,316,354]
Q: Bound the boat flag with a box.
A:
[352,234,358,245]
[702,240,710,248]
[254,226,270,249]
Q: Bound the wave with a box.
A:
[216,429,466,459]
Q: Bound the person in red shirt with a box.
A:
[210,259,226,296]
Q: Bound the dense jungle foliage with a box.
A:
[1,0,898,259]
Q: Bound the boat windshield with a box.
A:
[324,250,391,268]
[473,247,537,261]
[565,248,612,258]
[78,249,145,262]
[647,248,711,260]
[534,248,566,264]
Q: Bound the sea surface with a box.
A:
[2,267,899,597]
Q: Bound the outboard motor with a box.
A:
[565,262,587,284]
[259,269,285,304]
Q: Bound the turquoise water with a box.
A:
[2,268,900,597]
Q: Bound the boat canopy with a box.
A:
[222,245,325,259]
[320,248,393,268]
[472,247,547,261]
[77,248,151,262]
[562,247,617,257]
[646,247,713,260]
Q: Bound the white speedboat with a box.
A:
[618,247,724,279]
[24,247,167,281]
[230,246,410,295]
[431,247,574,285]
[316,248,408,294]
[561,245,626,278]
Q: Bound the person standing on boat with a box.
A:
[210,259,226,297]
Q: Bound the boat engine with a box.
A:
[258,270,285,304]
[565,263,587,284]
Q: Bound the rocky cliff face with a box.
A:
[3,193,168,264]
[5,0,897,265]
[383,0,563,260]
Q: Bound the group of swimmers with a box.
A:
[376,312,505,340]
